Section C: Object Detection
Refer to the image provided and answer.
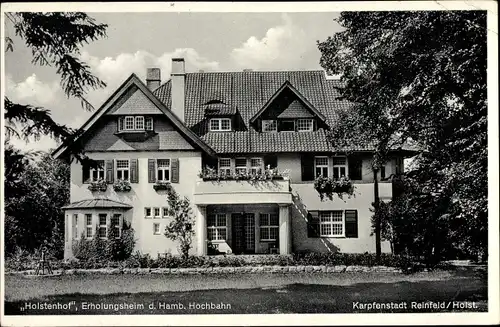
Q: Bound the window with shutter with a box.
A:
[344,210,358,238]
[82,163,90,184]
[348,156,363,180]
[301,154,315,181]
[307,211,320,238]
[148,159,156,183]
[171,158,179,183]
[130,159,139,183]
[105,160,114,184]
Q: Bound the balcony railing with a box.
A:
[198,166,288,182]
[194,169,292,205]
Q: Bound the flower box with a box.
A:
[314,176,354,200]
[88,180,108,192]
[153,182,172,191]
[113,180,132,192]
[198,166,288,182]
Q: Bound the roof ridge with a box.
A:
[186,69,325,74]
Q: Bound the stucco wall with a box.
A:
[277,153,302,181]
[290,182,392,254]
[67,150,202,258]
[277,153,399,183]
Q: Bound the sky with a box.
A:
[4,12,342,152]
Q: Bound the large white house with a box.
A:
[53,58,412,259]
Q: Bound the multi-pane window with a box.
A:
[124,116,135,130]
[98,214,107,238]
[111,214,121,238]
[145,117,154,131]
[90,160,105,182]
[119,116,153,131]
[235,158,247,174]
[262,120,277,132]
[153,223,160,235]
[85,214,93,239]
[250,158,262,174]
[145,207,152,218]
[135,116,144,130]
[162,207,169,218]
[319,211,344,237]
[315,157,329,178]
[297,119,314,132]
[207,213,227,241]
[154,207,161,218]
[116,160,130,180]
[218,158,231,176]
[209,118,231,131]
[157,159,170,181]
[260,213,279,241]
[333,157,347,179]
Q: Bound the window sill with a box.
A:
[320,236,346,239]
[208,240,226,243]
[115,130,156,142]
[115,130,154,134]
[260,239,278,242]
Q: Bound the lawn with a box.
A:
[4,268,487,314]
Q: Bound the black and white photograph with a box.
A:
[1,1,498,326]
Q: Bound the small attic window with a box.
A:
[262,120,277,132]
[118,116,154,132]
[209,118,231,132]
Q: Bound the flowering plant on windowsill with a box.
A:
[314,175,354,201]
[88,179,108,192]
[153,181,172,191]
[198,165,288,182]
[113,179,132,192]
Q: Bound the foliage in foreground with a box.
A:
[318,11,487,262]
[72,222,136,262]
[6,251,439,274]
[163,188,196,260]
[4,150,69,258]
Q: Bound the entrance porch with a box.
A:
[196,204,292,255]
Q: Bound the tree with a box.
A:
[4,151,70,258]
[4,12,107,163]
[318,11,487,262]
[163,188,196,260]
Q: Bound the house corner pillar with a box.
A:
[197,205,207,256]
[279,204,291,255]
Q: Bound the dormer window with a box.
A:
[135,116,144,130]
[297,119,314,132]
[125,116,134,130]
[262,120,277,133]
[118,116,154,132]
[209,118,231,132]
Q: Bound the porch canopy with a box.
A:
[193,179,292,205]
[62,198,132,210]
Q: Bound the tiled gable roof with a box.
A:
[107,85,164,115]
[153,70,359,154]
[277,99,314,119]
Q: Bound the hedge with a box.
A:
[5,251,419,271]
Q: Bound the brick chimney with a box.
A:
[146,68,161,90]
[171,58,185,122]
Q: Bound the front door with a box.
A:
[231,213,255,254]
